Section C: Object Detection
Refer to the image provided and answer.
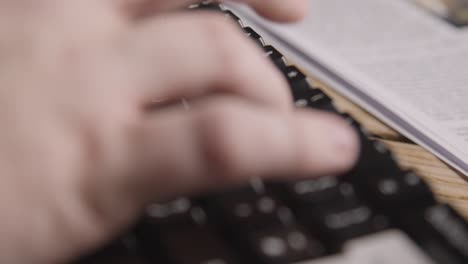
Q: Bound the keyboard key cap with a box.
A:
[201,185,263,204]
[144,198,199,227]
[398,204,468,263]
[205,190,295,230]
[346,138,399,178]
[280,177,356,207]
[160,225,245,264]
[136,206,208,259]
[283,66,310,93]
[302,201,390,249]
[75,251,149,264]
[248,225,326,264]
[294,230,435,264]
[138,202,246,263]
[282,66,336,112]
[276,176,388,249]
[243,27,264,46]
[342,130,436,210]
[357,170,436,210]
[223,10,243,26]
[264,45,287,70]
[293,88,335,111]
[74,235,150,264]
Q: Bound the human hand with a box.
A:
[0,0,358,263]
[123,0,310,21]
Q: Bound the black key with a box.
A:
[205,190,295,230]
[144,198,197,227]
[224,10,243,26]
[283,66,310,93]
[347,137,400,177]
[277,175,387,249]
[303,200,390,250]
[281,177,356,207]
[160,225,245,264]
[355,170,436,211]
[293,88,335,111]
[282,66,337,112]
[247,224,326,264]
[342,122,436,210]
[75,250,149,264]
[74,235,149,264]
[137,205,241,263]
[136,201,208,258]
[202,184,265,202]
[243,27,264,46]
[339,113,388,170]
[264,45,287,70]
[398,204,468,264]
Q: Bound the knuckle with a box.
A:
[196,103,248,178]
[200,15,251,84]
[85,102,142,166]
[108,104,143,147]
[75,103,142,214]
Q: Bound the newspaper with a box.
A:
[226,0,468,176]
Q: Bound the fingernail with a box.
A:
[328,120,360,170]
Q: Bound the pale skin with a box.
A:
[0,0,359,263]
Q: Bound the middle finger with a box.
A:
[124,12,293,110]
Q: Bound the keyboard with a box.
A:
[74,2,468,264]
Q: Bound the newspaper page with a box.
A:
[226,0,468,176]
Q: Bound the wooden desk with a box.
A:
[308,76,468,219]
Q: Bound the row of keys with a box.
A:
[132,187,468,264]
[136,193,325,264]
[136,200,247,264]
[271,178,391,251]
[201,187,326,263]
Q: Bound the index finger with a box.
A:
[124,96,359,203]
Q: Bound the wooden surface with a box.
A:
[307,76,468,219]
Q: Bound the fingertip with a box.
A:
[326,115,360,172]
[296,110,360,176]
[251,0,310,23]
